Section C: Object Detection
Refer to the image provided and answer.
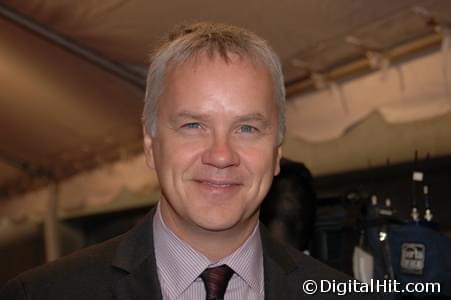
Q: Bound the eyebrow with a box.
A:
[170,111,272,128]
[170,110,211,123]
[234,113,270,125]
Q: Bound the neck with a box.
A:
[159,202,258,261]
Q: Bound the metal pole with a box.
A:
[0,3,146,90]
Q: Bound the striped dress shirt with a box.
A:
[153,203,264,300]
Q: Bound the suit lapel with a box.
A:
[109,213,303,299]
[111,209,162,300]
[113,259,161,300]
[260,224,300,300]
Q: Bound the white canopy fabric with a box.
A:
[287,33,451,143]
[2,0,451,202]
[0,155,159,223]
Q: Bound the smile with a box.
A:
[202,181,237,187]
[193,179,242,190]
[195,180,241,188]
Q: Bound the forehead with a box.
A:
[160,53,276,113]
[168,51,270,83]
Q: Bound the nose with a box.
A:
[201,134,239,169]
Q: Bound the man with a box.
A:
[1,22,379,299]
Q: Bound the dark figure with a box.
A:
[260,158,316,251]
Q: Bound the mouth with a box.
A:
[193,179,242,189]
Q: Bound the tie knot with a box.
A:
[200,265,234,300]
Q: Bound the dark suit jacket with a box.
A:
[1,210,379,299]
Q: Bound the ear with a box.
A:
[274,145,282,176]
[143,126,156,170]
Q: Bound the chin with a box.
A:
[193,209,256,234]
[190,211,239,232]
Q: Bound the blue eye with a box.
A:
[183,122,201,129]
[239,125,257,133]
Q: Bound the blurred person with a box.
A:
[260,158,316,252]
[1,22,378,300]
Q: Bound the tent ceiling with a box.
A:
[1,0,451,198]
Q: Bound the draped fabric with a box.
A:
[287,34,451,142]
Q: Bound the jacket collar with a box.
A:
[260,224,300,299]
[111,208,162,300]
[109,207,300,300]
[260,224,299,273]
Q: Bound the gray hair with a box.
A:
[142,22,286,144]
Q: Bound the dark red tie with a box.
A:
[200,265,234,300]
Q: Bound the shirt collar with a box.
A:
[153,202,264,298]
[217,222,264,294]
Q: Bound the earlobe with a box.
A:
[274,146,282,176]
[143,126,156,169]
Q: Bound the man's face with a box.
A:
[144,53,282,236]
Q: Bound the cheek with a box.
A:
[239,146,279,183]
[156,138,204,176]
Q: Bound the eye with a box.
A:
[182,122,202,129]
[238,125,258,133]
